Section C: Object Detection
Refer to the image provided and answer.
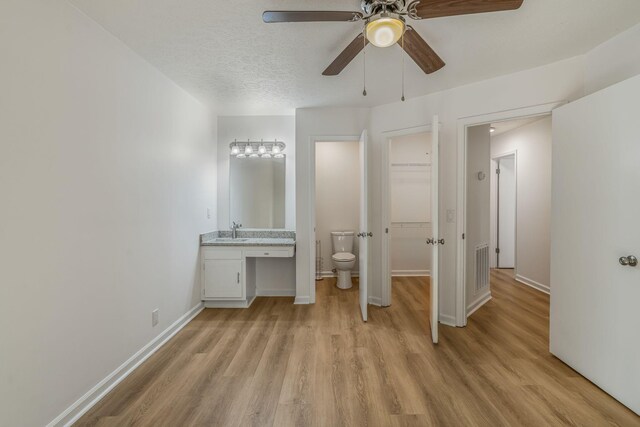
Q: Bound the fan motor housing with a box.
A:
[361,0,406,16]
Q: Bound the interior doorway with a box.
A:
[380,115,441,343]
[493,153,516,269]
[309,131,370,321]
[463,114,553,320]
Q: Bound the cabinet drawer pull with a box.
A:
[264,252,269,256]
[237,272,240,283]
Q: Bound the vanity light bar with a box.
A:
[229,139,286,159]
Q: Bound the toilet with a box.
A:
[331,231,356,290]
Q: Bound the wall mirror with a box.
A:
[229,156,286,229]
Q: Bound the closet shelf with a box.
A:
[391,162,431,167]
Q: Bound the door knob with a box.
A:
[620,255,638,267]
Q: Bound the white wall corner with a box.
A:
[466,291,492,318]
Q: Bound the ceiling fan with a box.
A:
[263,0,524,76]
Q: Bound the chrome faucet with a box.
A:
[231,221,242,239]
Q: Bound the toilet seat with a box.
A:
[332,252,355,262]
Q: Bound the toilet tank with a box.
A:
[331,231,354,254]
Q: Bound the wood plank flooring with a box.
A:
[76,270,639,426]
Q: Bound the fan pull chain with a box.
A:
[401,32,405,102]
[362,28,367,97]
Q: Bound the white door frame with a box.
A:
[455,102,564,326]
[308,135,361,304]
[491,151,518,271]
[380,125,433,307]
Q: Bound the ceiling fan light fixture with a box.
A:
[366,13,405,48]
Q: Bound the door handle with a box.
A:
[426,238,445,246]
[619,255,638,267]
[237,272,240,283]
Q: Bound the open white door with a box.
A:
[430,116,439,343]
[551,75,640,415]
[359,130,368,322]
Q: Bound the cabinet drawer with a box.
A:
[245,248,293,258]
[202,248,242,260]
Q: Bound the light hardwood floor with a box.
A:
[76,270,639,426]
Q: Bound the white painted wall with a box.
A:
[389,132,432,275]
[0,1,216,426]
[295,108,370,303]
[315,141,360,275]
[585,23,640,95]
[491,117,552,290]
[465,125,492,307]
[217,115,295,230]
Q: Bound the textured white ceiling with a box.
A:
[69,0,640,115]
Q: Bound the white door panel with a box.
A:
[359,130,368,322]
[430,116,439,344]
[497,156,516,268]
[551,75,640,414]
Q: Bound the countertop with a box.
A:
[199,230,296,248]
[201,237,295,247]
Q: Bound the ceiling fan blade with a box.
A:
[263,11,363,23]
[323,33,369,76]
[402,26,445,74]
[409,0,523,19]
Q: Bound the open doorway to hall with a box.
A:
[465,115,552,318]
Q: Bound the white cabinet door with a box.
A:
[203,259,243,298]
[551,74,640,415]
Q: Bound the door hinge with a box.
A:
[496,168,501,175]
[385,228,389,234]
[496,248,500,254]
[462,233,465,240]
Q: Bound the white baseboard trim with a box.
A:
[466,292,492,318]
[47,302,204,427]
[256,289,296,297]
[294,296,310,305]
[320,271,360,278]
[515,274,550,295]
[368,296,382,306]
[204,295,256,308]
[391,270,431,277]
[439,313,457,327]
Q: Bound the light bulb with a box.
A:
[230,145,240,155]
[249,153,259,158]
[245,145,253,155]
[274,153,285,159]
[236,153,246,158]
[258,145,267,154]
[366,15,405,48]
[272,145,281,154]
[261,153,272,158]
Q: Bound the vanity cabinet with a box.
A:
[203,259,243,299]
[200,244,294,308]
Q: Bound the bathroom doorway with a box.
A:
[313,138,366,316]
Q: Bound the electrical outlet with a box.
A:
[152,309,159,327]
